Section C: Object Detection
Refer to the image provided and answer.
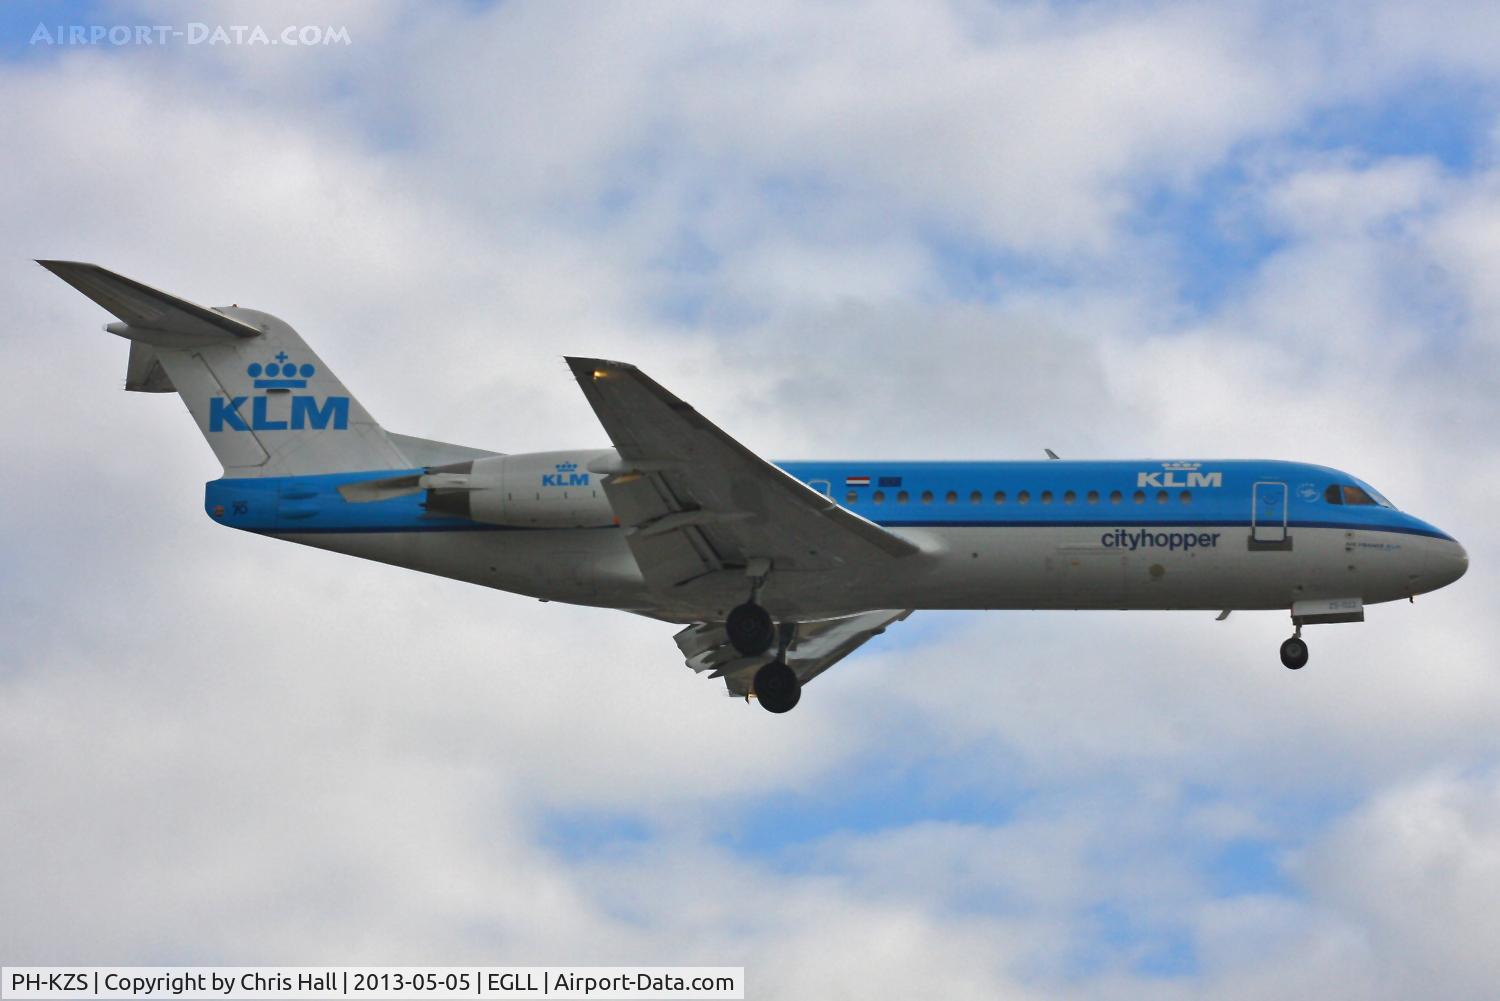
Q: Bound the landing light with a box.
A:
[593,369,609,380]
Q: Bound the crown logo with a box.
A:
[1162,461,1201,471]
[556,461,578,472]
[247,351,316,389]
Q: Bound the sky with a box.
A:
[2,0,1499,996]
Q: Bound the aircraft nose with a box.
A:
[1430,537,1468,589]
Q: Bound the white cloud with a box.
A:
[1261,155,1445,238]
[1292,771,1500,999]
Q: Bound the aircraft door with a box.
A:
[808,479,832,497]
[1251,481,1289,546]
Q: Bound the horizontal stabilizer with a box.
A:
[38,260,262,340]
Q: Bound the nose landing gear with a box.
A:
[1279,629,1309,670]
[1278,598,1362,671]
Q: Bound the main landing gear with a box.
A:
[754,659,801,714]
[725,596,803,713]
[726,601,776,656]
[1279,628,1309,670]
[727,560,804,713]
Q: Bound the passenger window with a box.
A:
[1324,484,1343,505]
[1063,490,1076,504]
[921,490,934,504]
[994,491,1006,504]
[1343,485,1378,505]
[969,490,982,504]
[873,491,885,504]
[1110,490,1122,504]
[846,491,858,504]
[1087,490,1099,504]
[1133,490,1145,504]
[897,490,910,504]
[1018,490,1031,504]
[1041,491,1053,504]
[945,491,958,504]
[1179,491,1191,505]
[1156,490,1168,504]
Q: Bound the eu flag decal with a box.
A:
[878,476,903,487]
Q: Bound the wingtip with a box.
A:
[36,259,99,279]
[565,356,638,378]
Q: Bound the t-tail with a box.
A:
[39,261,413,477]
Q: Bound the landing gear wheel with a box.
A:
[726,602,776,656]
[754,661,801,714]
[1280,636,1309,670]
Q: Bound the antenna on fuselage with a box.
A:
[1044,449,1060,460]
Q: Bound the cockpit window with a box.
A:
[1327,481,1396,508]
[1327,482,1395,508]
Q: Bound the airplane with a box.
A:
[40,261,1469,713]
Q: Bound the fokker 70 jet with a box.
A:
[41,262,1468,712]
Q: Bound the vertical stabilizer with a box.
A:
[40,261,410,477]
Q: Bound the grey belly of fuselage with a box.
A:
[273,523,1442,623]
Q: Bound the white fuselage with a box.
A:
[279,520,1464,623]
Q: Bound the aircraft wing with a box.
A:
[674,609,912,696]
[565,357,918,597]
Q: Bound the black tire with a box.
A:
[726,602,776,656]
[1280,636,1309,670]
[754,661,802,713]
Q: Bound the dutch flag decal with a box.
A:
[845,475,871,487]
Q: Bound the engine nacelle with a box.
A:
[424,449,618,528]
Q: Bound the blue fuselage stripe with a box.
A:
[203,459,1456,543]
[868,519,1450,539]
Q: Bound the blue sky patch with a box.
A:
[1301,75,1496,173]
[540,809,654,862]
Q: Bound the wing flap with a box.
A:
[675,609,911,696]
